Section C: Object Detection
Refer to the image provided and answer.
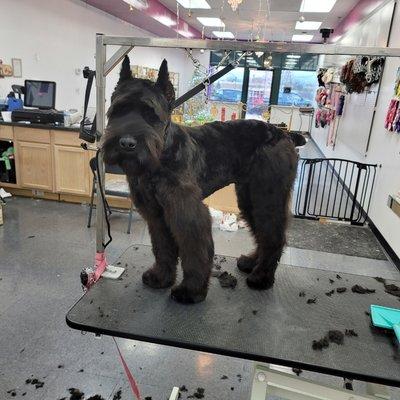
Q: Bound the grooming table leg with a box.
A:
[250,363,379,399]
[250,364,269,400]
[366,383,390,399]
[168,387,180,400]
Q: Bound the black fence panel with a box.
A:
[294,158,377,225]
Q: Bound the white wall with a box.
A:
[311,0,400,257]
[0,0,207,112]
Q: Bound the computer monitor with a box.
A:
[24,80,56,110]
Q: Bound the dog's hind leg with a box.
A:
[142,214,179,289]
[157,181,214,304]
[235,182,258,273]
[245,140,297,290]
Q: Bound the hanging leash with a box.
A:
[80,150,113,290]
[79,66,113,290]
[113,337,142,400]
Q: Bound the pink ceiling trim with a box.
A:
[84,0,202,38]
[330,0,387,42]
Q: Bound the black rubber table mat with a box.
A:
[287,218,387,260]
[67,245,400,386]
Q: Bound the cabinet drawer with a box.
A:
[15,127,50,143]
[52,130,81,146]
[0,125,13,140]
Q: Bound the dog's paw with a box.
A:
[237,254,257,273]
[171,285,207,304]
[246,273,274,290]
[142,267,175,289]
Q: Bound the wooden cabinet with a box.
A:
[15,127,50,143]
[17,141,53,190]
[2,124,239,212]
[54,145,90,195]
[0,125,13,140]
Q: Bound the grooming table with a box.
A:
[67,245,400,390]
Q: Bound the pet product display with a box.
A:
[384,67,400,133]
[341,57,385,93]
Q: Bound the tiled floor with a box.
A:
[1,142,399,400]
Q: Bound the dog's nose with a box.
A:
[119,136,137,150]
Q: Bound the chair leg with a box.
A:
[87,178,96,228]
[127,203,134,234]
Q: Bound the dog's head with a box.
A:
[102,56,175,175]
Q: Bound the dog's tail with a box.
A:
[288,132,307,147]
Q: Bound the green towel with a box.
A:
[0,147,14,170]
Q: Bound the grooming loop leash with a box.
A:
[80,251,109,290]
[113,337,142,400]
[80,148,113,291]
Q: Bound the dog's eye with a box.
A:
[141,105,160,123]
[110,104,131,117]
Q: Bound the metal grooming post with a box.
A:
[93,36,400,399]
[95,33,106,255]
[94,34,132,279]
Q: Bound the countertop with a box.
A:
[0,120,80,132]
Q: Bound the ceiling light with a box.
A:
[287,54,301,59]
[300,0,337,13]
[295,21,321,30]
[292,34,313,42]
[153,15,176,27]
[213,31,235,39]
[123,0,149,10]
[176,0,211,9]
[177,30,194,38]
[197,17,225,27]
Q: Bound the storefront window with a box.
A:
[278,70,317,107]
[209,67,244,103]
[246,69,273,120]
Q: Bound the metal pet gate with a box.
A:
[294,158,377,225]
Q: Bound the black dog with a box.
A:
[102,56,298,303]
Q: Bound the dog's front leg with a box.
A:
[142,214,179,289]
[157,181,214,304]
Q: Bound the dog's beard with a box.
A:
[102,126,164,176]
[122,148,160,176]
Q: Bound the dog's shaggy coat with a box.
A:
[102,56,298,303]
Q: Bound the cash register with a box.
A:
[11,80,64,125]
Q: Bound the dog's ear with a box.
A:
[156,59,175,105]
[118,55,132,84]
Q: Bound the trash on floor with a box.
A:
[209,207,240,231]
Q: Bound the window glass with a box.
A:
[209,67,244,103]
[246,69,273,120]
[278,70,317,107]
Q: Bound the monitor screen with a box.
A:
[24,80,56,109]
